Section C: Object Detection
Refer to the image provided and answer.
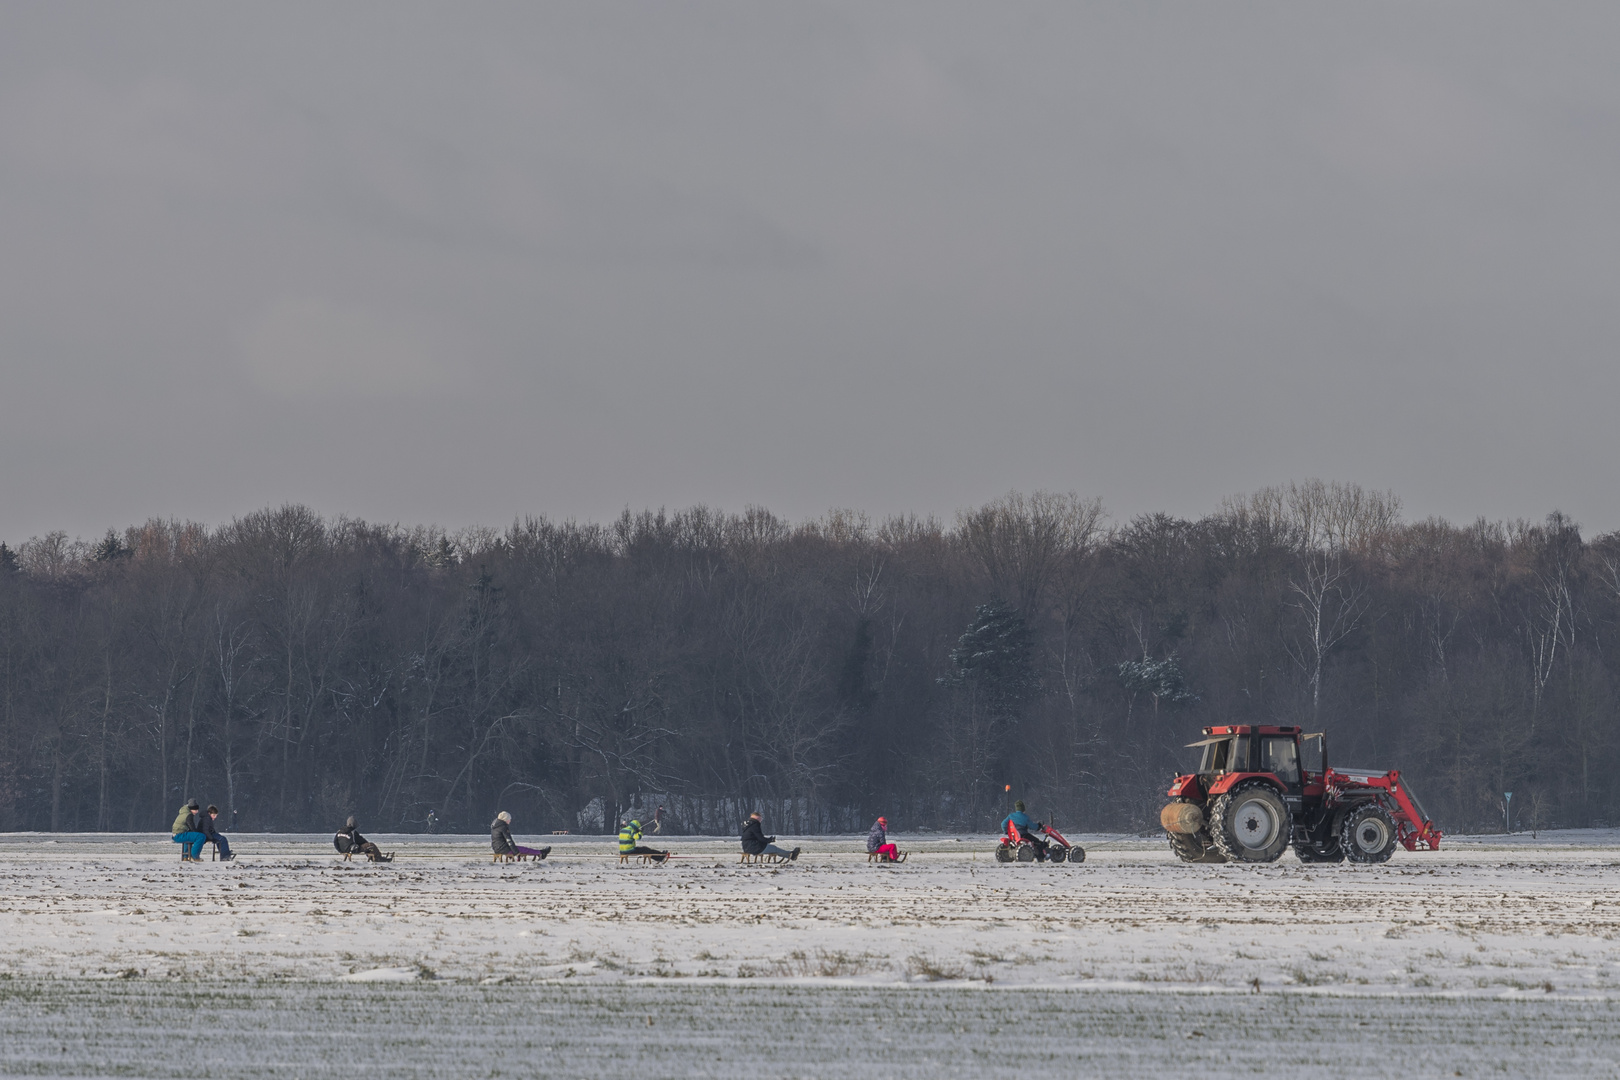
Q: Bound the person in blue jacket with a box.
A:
[1002,800,1051,861]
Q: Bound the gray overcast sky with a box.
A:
[2,3,1617,545]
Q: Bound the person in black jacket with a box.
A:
[334,816,389,861]
[491,812,552,860]
[740,812,799,861]
[196,804,235,861]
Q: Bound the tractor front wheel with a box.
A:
[1067,845,1085,864]
[1341,804,1397,864]
[1209,782,1291,863]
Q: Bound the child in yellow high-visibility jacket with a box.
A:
[617,819,669,863]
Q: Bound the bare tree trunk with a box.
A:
[50,743,63,832]
[182,659,201,803]
[1525,570,1574,736]
[158,697,167,824]
[97,664,112,831]
[1284,552,1369,724]
[281,604,294,824]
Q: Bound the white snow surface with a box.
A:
[338,965,421,982]
[1,829,1617,995]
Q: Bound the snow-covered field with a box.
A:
[2,830,1619,1077]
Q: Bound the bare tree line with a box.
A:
[1,483,1617,835]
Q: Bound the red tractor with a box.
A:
[1160,725,1442,864]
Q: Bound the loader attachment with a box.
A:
[1329,768,1442,851]
[1388,773,1441,851]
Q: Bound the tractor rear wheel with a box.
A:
[1209,782,1291,863]
[1341,804,1397,863]
[1015,843,1036,863]
[1167,830,1226,863]
[994,843,1013,863]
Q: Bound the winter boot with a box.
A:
[790,847,801,861]
[537,847,552,860]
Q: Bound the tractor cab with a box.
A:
[1171,725,1327,846]
[1181,725,1308,798]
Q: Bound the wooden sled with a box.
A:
[739,852,789,865]
[179,839,221,863]
[867,851,908,863]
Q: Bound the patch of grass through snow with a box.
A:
[905,954,966,981]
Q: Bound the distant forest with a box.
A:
[1,481,1617,837]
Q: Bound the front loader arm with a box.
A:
[1382,770,1442,850]
[1328,767,1442,851]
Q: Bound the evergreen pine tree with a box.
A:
[90,529,130,562]
[942,601,1039,714]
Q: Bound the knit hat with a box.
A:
[497,811,511,823]
[188,799,200,811]
[877,816,888,825]
[1014,800,1026,812]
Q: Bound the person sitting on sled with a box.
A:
[171,799,207,861]
[1002,800,1051,861]
[492,812,553,860]
[866,816,902,861]
[740,812,799,861]
[335,816,389,861]
[617,819,669,863]
[196,804,235,861]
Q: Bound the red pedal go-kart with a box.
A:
[996,821,1085,864]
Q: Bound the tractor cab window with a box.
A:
[1199,736,1252,774]
[1229,736,1252,772]
[1300,733,1325,775]
[1262,737,1300,786]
